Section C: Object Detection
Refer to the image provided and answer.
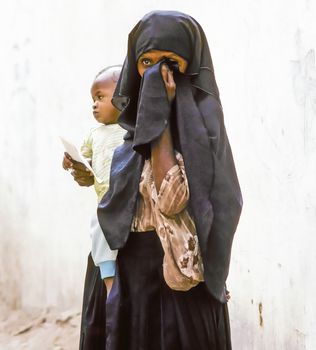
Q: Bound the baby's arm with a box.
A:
[100,263,115,296]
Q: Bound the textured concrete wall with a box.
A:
[0,1,315,349]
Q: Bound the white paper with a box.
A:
[59,136,102,183]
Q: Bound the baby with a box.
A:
[62,65,125,349]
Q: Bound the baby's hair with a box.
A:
[95,65,122,83]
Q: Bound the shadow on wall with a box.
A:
[292,43,316,153]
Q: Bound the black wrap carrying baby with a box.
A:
[97,11,243,303]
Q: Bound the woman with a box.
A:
[98,10,242,350]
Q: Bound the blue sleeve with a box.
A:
[99,260,116,279]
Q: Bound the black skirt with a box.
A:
[106,231,232,350]
[79,253,107,350]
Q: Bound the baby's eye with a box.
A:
[98,95,104,100]
[141,58,152,66]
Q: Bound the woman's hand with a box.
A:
[62,152,94,187]
[161,63,176,103]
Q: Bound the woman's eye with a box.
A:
[142,58,152,66]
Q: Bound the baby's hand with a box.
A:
[62,152,94,187]
[161,63,176,103]
[62,152,73,170]
[72,166,94,187]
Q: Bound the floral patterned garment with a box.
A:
[131,153,204,290]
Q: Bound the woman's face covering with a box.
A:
[137,50,188,77]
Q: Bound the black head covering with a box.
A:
[98,10,243,303]
[112,10,220,133]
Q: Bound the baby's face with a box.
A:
[90,74,120,125]
[137,50,188,77]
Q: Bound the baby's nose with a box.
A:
[92,101,98,109]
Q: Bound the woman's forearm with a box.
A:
[151,125,176,191]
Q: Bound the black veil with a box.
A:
[98,11,242,303]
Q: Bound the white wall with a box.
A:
[0,1,315,349]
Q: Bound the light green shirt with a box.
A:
[81,124,126,203]
[81,123,125,278]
